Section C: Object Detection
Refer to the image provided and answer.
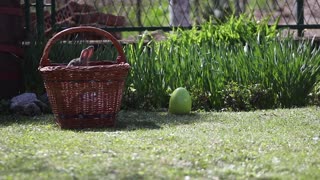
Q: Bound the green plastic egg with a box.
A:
[169,87,192,115]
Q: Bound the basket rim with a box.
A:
[39,62,130,72]
[39,26,126,69]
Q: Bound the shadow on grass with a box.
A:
[0,110,204,131]
[114,110,202,131]
[0,114,54,127]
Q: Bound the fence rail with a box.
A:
[25,0,320,38]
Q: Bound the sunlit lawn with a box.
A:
[0,107,319,179]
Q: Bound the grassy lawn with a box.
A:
[0,107,319,179]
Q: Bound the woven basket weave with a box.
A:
[39,26,130,129]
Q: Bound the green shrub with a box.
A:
[309,81,320,106]
[219,82,276,111]
[167,14,278,45]
[124,17,320,111]
[220,81,251,111]
[248,83,276,110]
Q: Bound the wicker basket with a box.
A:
[39,26,130,129]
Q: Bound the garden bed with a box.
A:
[18,14,320,113]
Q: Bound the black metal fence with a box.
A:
[25,0,320,38]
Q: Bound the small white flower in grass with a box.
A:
[272,157,280,164]
[244,42,249,54]
[311,35,316,46]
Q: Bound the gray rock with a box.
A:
[10,93,44,116]
[23,102,41,116]
[10,93,37,108]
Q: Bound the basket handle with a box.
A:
[39,26,126,68]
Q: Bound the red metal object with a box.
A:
[0,44,23,57]
[0,7,23,16]
[0,1,25,99]
[30,2,125,39]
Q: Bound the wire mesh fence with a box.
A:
[26,0,320,38]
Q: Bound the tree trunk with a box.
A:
[169,0,190,27]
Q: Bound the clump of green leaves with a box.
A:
[189,86,212,111]
[248,83,276,110]
[220,82,276,111]
[220,81,251,111]
[309,81,320,106]
[167,14,279,45]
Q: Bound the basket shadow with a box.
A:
[0,111,202,132]
[112,110,201,131]
[62,111,202,131]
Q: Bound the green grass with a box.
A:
[1,107,319,179]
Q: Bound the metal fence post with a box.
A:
[36,0,44,38]
[51,0,56,31]
[24,0,30,36]
[137,0,142,28]
[297,0,304,37]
